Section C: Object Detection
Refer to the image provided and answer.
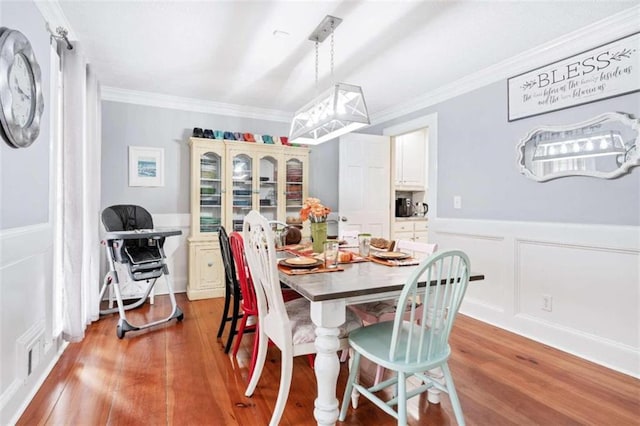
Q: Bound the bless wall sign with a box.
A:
[508,32,639,121]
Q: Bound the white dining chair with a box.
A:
[339,229,360,247]
[340,250,471,425]
[242,210,362,426]
[348,240,438,385]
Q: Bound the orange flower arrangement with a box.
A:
[299,197,331,223]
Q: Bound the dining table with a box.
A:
[278,252,485,426]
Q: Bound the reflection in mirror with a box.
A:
[517,112,639,182]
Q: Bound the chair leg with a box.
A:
[245,326,268,397]
[217,286,231,338]
[339,351,361,421]
[223,295,241,353]
[270,346,294,426]
[349,348,360,409]
[441,363,465,426]
[307,354,315,368]
[232,314,250,357]
[397,371,407,426]
[248,324,260,381]
[374,365,385,385]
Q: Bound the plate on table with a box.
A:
[279,257,324,269]
[372,251,410,260]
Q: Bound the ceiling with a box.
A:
[58,1,636,120]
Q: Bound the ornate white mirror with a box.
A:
[517,112,640,182]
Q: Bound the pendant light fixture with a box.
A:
[289,15,370,145]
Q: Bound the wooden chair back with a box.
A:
[229,232,257,317]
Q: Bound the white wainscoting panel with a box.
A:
[431,218,640,378]
[433,231,506,315]
[149,213,190,294]
[0,224,59,424]
[516,240,638,346]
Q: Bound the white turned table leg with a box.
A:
[311,300,346,426]
[427,367,444,404]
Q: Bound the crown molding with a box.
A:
[101,87,292,123]
[371,5,640,126]
[35,0,77,39]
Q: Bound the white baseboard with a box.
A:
[1,335,67,425]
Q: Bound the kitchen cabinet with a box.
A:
[394,129,426,190]
[188,138,309,300]
[392,220,429,244]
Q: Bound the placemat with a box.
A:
[282,248,369,265]
[367,256,420,267]
[278,264,344,275]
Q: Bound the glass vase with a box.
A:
[310,222,327,253]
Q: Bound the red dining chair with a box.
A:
[229,232,260,377]
[229,231,309,380]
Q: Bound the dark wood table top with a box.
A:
[279,259,484,302]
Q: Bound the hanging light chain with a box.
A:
[315,40,319,87]
[330,20,335,78]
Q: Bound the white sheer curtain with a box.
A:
[58,42,102,342]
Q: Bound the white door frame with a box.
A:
[383,113,438,219]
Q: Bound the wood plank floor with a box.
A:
[18,294,640,425]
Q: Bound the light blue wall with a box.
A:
[308,139,339,211]
[365,82,640,226]
[101,101,290,213]
[0,2,55,423]
[0,1,51,229]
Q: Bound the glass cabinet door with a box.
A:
[199,152,222,233]
[285,158,304,218]
[231,153,253,232]
[258,155,279,222]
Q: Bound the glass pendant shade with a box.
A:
[289,83,370,145]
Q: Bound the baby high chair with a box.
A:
[99,205,184,338]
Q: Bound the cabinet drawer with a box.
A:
[393,231,414,242]
[414,221,429,232]
[393,222,414,233]
[413,231,429,243]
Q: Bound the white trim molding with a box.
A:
[371,5,640,125]
[101,87,292,123]
[431,217,640,378]
[35,1,77,40]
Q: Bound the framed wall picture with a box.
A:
[508,32,640,121]
[129,146,164,187]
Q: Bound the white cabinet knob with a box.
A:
[207,262,213,267]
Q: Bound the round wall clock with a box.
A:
[0,27,44,148]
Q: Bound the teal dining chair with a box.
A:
[347,240,438,385]
[339,250,471,425]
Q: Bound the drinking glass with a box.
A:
[324,240,339,269]
[358,233,371,257]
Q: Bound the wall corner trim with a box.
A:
[101,86,292,123]
[35,1,77,40]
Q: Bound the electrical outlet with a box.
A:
[542,294,553,312]
[453,196,462,209]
